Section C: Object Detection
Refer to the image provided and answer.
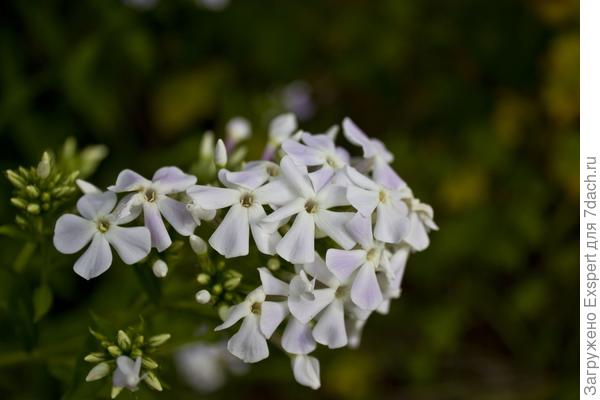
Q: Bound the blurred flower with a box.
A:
[225,117,252,151]
[262,113,298,160]
[282,81,315,121]
[196,0,230,11]
[292,355,321,389]
[112,356,143,394]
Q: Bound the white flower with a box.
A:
[377,245,410,315]
[225,117,252,149]
[404,198,439,251]
[215,287,284,363]
[53,192,151,280]
[108,167,197,252]
[112,356,143,392]
[262,113,298,160]
[187,168,294,258]
[326,214,395,311]
[282,129,350,191]
[261,156,356,264]
[291,354,321,390]
[342,117,405,190]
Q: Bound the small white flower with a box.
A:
[152,259,168,278]
[261,156,356,264]
[377,245,410,315]
[342,117,405,190]
[187,168,293,258]
[112,356,143,392]
[53,192,151,280]
[404,198,438,251]
[262,113,298,160]
[291,354,321,390]
[109,167,197,252]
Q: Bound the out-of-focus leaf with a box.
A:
[33,284,53,322]
[13,242,36,273]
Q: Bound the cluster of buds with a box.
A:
[85,327,170,398]
[195,260,244,310]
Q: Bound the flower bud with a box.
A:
[89,327,107,341]
[224,270,242,291]
[6,170,26,188]
[10,198,27,209]
[226,117,251,145]
[107,345,122,357]
[212,283,223,295]
[214,139,227,168]
[85,362,110,382]
[196,273,211,285]
[200,131,215,161]
[143,371,163,391]
[111,386,123,399]
[148,333,171,347]
[36,152,52,179]
[26,203,40,215]
[117,330,131,351]
[142,356,158,369]
[133,334,144,348]
[218,304,230,321]
[152,260,168,278]
[25,185,40,198]
[195,289,211,304]
[189,235,208,255]
[130,348,143,358]
[84,352,107,363]
[267,257,281,271]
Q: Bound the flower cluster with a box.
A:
[51,113,437,391]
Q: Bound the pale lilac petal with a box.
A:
[186,186,240,210]
[219,169,267,190]
[371,139,394,163]
[259,301,289,338]
[227,314,269,363]
[143,202,171,252]
[316,184,348,209]
[302,132,335,152]
[112,193,143,225]
[347,318,368,349]
[279,156,314,198]
[335,147,350,164]
[249,205,280,255]
[312,300,347,349]
[292,355,321,390]
[347,186,379,217]
[108,169,150,192]
[346,213,374,249]
[269,113,297,142]
[288,288,335,324]
[73,233,112,280]
[375,201,410,244]
[404,213,430,251]
[152,166,197,194]
[282,140,325,166]
[105,226,151,265]
[258,268,289,296]
[314,210,355,250]
[209,204,249,258]
[302,253,339,288]
[215,301,251,331]
[157,196,196,236]
[253,179,296,206]
[372,158,405,190]
[76,179,101,194]
[389,246,410,286]
[326,249,366,282]
[308,167,334,192]
[342,117,375,158]
[344,165,379,191]
[276,211,315,264]
[261,198,304,224]
[282,318,316,355]
[77,192,117,220]
[53,214,95,254]
[351,263,383,311]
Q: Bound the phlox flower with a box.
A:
[261,156,356,264]
[376,245,410,315]
[404,197,438,251]
[112,356,143,393]
[109,167,197,252]
[262,113,298,160]
[292,354,321,390]
[53,192,151,280]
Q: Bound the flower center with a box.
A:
[379,190,388,203]
[335,285,348,299]
[266,165,279,177]
[97,219,110,233]
[326,155,339,168]
[240,193,254,208]
[143,188,157,202]
[304,199,319,214]
[251,302,262,315]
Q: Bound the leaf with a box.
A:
[0,225,28,240]
[33,284,53,322]
[13,242,36,272]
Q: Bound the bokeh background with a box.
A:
[0,0,579,399]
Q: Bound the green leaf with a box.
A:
[33,284,53,322]
[13,242,36,272]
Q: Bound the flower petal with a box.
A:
[302,132,335,152]
[292,355,321,390]
[77,192,117,220]
[312,300,347,349]
[269,113,297,142]
[53,214,95,254]
[261,198,304,224]
[326,249,366,282]
[374,201,410,244]
[351,263,383,311]
[209,204,249,258]
[143,202,171,252]
[73,233,112,280]
[249,205,280,255]
[215,301,251,331]
[227,314,269,363]
[152,166,197,194]
[105,226,151,265]
[314,210,355,250]
[158,196,196,236]
[316,184,349,209]
[108,169,150,192]
[288,287,335,324]
[219,169,268,190]
[308,166,334,193]
[372,158,405,190]
[282,318,317,355]
[346,213,374,249]
[279,156,314,198]
[347,186,379,217]
[258,267,289,296]
[301,253,339,288]
[344,165,379,191]
[404,212,430,251]
[276,211,315,264]
[342,117,375,158]
[260,301,289,338]
[187,186,240,210]
[253,179,296,206]
[282,140,324,166]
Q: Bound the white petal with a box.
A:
[288,288,335,324]
[316,184,349,209]
[215,301,251,331]
[314,210,355,250]
[302,253,339,288]
[249,205,280,255]
[73,233,112,280]
[220,169,268,190]
[76,179,101,194]
[258,268,289,296]
[112,193,143,225]
[253,179,296,206]
[347,318,368,349]
[77,192,117,220]
[108,169,149,192]
[157,196,196,236]
[282,318,316,355]
[276,211,315,264]
[375,201,410,244]
[372,158,405,190]
[351,263,383,311]
[404,212,430,251]
[143,202,171,252]
[292,355,321,390]
[282,140,324,166]
[346,213,374,249]
[261,198,304,224]
[302,132,335,152]
[279,156,314,198]
[53,214,95,254]
[347,186,379,217]
[342,117,375,158]
[269,113,297,142]
[105,226,151,265]
[227,314,269,363]
[152,166,197,194]
[308,167,334,193]
[312,300,347,349]
[326,249,366,282]
[344,165,379,191]
[209,204,249,258]
[259,301,289,338]
[186,185,240,210]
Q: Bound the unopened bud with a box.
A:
[84,352,107,363]
[196,273,211,285]
[25,185,40,198]
[36,152,52,179]
[89,327,107,341]
[107,345,122,357]
[226,117,251,144]
[189,235,208,255]
[195,289,211,304]
[142,356,158,370]
[10,198,27,209]
[267,257,281,271]
[214,139,227,168]
[200,131,215,160]
[148,333,171,347]
[218,304,230,321]
[130,348,143,358]
[117,330,131,351]
[152,260,168,278]
[6,170,26,188]
[85,362,110,382]
[26,203,40,215]
[111,386,123,399]
[143,371,163,391]
[212,283,223,295]
[223,270,242,291]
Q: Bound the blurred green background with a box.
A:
[0,0,579,399]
